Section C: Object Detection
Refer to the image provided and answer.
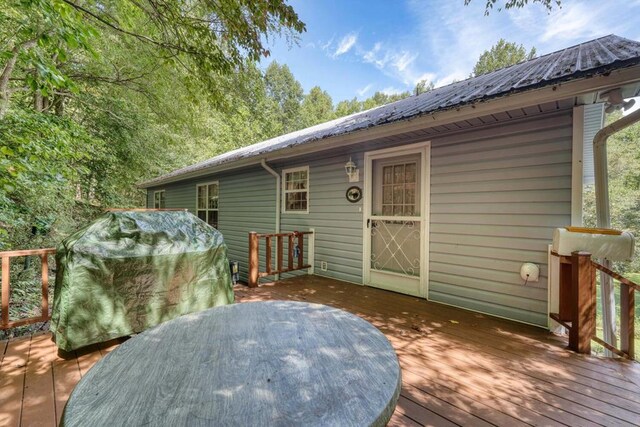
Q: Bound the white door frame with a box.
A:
[362,141,430,298]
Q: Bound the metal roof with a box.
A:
[140,34,640,188]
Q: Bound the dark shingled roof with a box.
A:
[140,34,640,188]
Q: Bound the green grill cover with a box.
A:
[50,210,234,351]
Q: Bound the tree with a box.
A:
[0,0,306,117]
[583,111,640,274]
[0,0,306,252]
[300,86,334,127]
[335,98,362,117]
[264,61,304,133]
[465,0,561,15]
[362,91,411,110]
[472,39,536,76]
[414,79,434,96]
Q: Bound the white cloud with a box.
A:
[360,42,427,86]
[357,84,373,97]
[434,71,467,88]
[334,33,358,57]
[414,72,437,85]
[539,3,604,43]
[393,51,417,72]
[320,37,334,52]
[381,86,404,96]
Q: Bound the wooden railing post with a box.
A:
[620,282,635,358]
[1,256,9,328]
[569,251,596,354]
[277,236,284,273]
[247,231,313,285]
[265,236,273,275]
[0,248,55,330]
[248,232,259,287]
[297,233,304,269]
[288,234,294,271]
[41,254,49,320]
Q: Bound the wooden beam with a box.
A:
[297,233,304,270]
[41,254,49,321]
[569,251,595,354]
[592,260,640,292]
[288,235,294,271]
[2,256,9,327]
[248,232,259,287]
[591,336,631,359]
[620,282,635,359]
[549,313,572,331]
[265,236,272,275]
[0,248,56,258]
[277,236,283,273]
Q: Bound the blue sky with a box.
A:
[261,0,640,103]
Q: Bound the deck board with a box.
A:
[1,275,639,427]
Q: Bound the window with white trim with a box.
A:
[196,182,219,228]
[153,190,165,208]
[282,166,309,213]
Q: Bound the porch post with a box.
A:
[569,251,596,354]
[248,232,259,287]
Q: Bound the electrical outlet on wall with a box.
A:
[320,261,328,271]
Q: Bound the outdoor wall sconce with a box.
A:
[345,157,359,182]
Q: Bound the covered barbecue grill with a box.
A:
[50,210,234,351]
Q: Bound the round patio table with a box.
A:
[61,300,401,426]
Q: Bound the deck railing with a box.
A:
[1,248,56,329]
[550,250,637,359]
[248,231,314,287]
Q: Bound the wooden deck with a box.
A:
[2,276,640,426]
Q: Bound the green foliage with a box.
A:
[414,79,435,95]
[300,86,334,128]
[264,61,304,133]
[583,111,640,274]
[0,0,306,254]
[473,39,536,76]
[0,109,99,249]
[335,98,362,117]
[465,0,561,15]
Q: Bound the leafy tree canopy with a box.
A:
[472,39,536,76]
[465,0,561,15]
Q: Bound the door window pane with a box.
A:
[374,161,418,217]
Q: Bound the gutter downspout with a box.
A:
[261,159,281,280]
[593,107,640,356]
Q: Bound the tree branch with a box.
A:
[62,0,206,57]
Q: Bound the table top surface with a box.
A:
[61,300,401,427]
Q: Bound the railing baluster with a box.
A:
[288,234,294,270]
[297,233,304,269]
[2,256,9,328]
[569,251,595,354]
[277,236,283,273]
[620,282,635,358]
[41,254,49,320]
[248,232,259,287]
[265,236,272,275]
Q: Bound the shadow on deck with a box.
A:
[2,275,640,426]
